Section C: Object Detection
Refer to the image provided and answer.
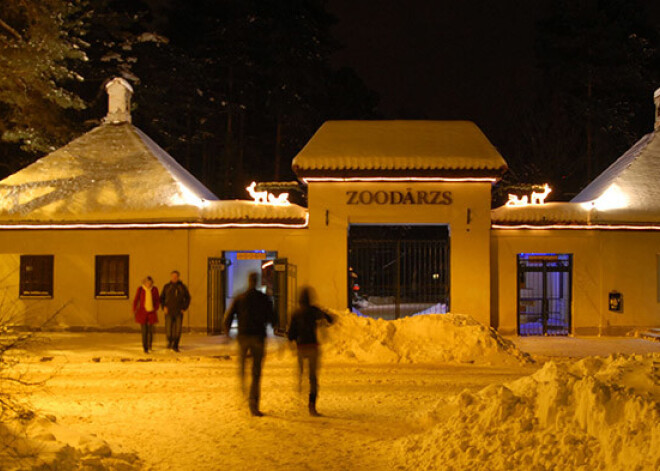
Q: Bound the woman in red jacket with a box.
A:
[133,276,160,353]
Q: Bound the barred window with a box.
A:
[95,255,129,298]
[20,255,54,297]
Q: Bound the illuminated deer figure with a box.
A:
[246,182,268,203]
[506,183,552,207]
[246,181,291,205]
[506,194,529,207]
[267,192,290,205]
[531,184,552,205]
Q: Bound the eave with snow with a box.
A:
[292,120,507,182]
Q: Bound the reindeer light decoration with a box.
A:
[506,184,552,207]
[246,181,291,206]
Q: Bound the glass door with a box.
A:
[517,254,572,336]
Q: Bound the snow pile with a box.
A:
[399,354,660,471]
[0,414,141,471]
[319,312,533,365]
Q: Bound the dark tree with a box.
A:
[0,0,378,196]
[534,0,660,194]
[0,0,86,157]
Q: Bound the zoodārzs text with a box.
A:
[346,189,453,205]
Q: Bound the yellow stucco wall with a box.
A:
[306,181,493,325]
[491,229,660,335]
[3,202,658,336]
[0,228,308,330]
[0,229,189,328]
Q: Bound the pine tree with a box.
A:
[0,0,87,153]
[535,0,660,188]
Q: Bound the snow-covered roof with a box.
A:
[572,132,660,214]
[492,200,660,227]
[491,203,591,225]
[0,122,218,222]
[292,121,507,178]
[202,200,308,224]
[495,123,660,227]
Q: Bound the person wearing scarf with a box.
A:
[133,276,160,353]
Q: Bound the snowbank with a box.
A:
[0,414,140,471]
[319,312,533,365]
[399,354,660,471]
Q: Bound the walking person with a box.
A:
[160,270,190,352]
[133,276,160,353]
[224,272,275,417]
[288,286,334,416]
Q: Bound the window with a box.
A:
[95,255,129,298]
[20,255,54,297]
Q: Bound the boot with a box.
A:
[308,393,320,417]
[249,398,263,417]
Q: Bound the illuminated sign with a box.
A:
[346,189,453,205]
[506,184,552,207]
[528,255,559,261]
[237,252,267,260]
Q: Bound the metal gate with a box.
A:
[517,254,572,336]
[272,258,297,335]
[348,225,450,319]
[207,257,226,335]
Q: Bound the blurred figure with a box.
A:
[160,270,191,352]
[133,276,160,353]
[224,272,275,417]
[288,286,334,416]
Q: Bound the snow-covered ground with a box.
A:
[3,316,659,470]
[509,335,660,359]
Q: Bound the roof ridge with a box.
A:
[130,126,218,202]
[572,133,653,203]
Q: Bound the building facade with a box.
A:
[0,79,658,336]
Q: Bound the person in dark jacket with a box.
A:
[287,286,334,416]
[133,276,160,353]
[160,270,191,352]
[224,272,275,417]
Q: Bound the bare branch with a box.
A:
[0,17,22,42]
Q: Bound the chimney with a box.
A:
[104,77,133,124]
[655,87,660,131]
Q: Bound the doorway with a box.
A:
[517,253,572,336]
[206,251,295,335]
[348,225,450,319]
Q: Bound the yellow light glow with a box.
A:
[492,223,660,231]
[581,184,628,211]
[171,182,209,208]
[301,176,498,183]
[246,182,291,206]
[0,212,310,231]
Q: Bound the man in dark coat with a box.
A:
[288,286,334,416]
[224,272,275,417]
[160,270,191,352]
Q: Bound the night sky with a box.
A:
[327,0,660,151]
[328,0,540,121]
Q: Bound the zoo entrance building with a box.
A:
[1,78,659,338]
